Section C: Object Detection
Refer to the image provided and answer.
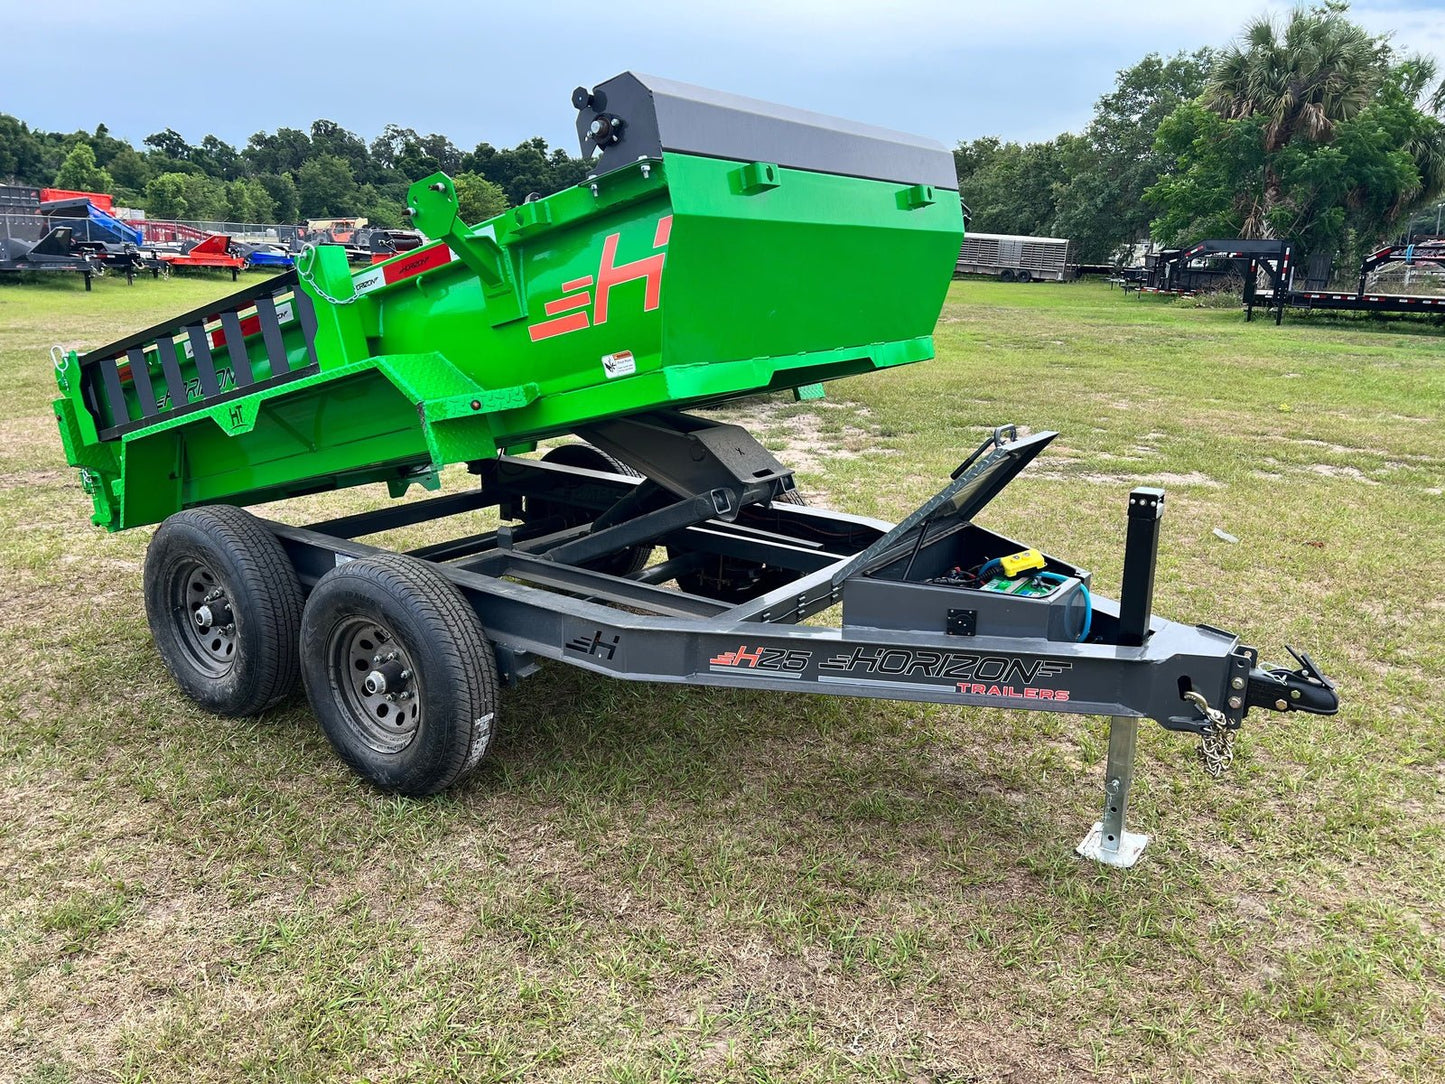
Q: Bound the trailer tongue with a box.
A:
[51,73,1338,865]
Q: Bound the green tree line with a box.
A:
[2,4,1442,268]
[957,3,1445,268]
[0,113,592,228]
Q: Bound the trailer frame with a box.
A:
[198,416,1338,868]
[51,73,1340,868]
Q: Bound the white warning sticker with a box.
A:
[601,350,636,379]
[351,267,385,295]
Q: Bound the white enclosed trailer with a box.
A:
[957,232,1073,281]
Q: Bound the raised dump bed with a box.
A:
[54,71,961,532]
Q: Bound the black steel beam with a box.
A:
[1117,488,1163,647]
[488,553,729,618]
[304,487,497,538]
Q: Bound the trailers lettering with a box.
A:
[528,216,672,343]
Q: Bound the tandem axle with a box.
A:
[137,415,1337,869]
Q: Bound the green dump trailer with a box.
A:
[51,73,1336,866]
[54,72,961,532]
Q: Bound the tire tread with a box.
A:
[145,504,303,716]
[302,555,498,795]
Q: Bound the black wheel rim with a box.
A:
[327,617,422,755]
[170,559,238,678]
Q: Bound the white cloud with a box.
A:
[1356,2,1445,62]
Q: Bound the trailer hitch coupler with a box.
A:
[1246,646,1339,716]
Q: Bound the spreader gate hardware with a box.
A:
[52,73,1338,866]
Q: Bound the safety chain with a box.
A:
[295,244,362,307]
[1184,689,1235,778]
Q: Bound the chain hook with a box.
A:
[1184,689,1235,778]
[295,243,362,306]
[51,345,71,390]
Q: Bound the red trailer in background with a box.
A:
[39,188,114,212]
[154,233,244,279]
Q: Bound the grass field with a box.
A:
[1,272,1442,1083]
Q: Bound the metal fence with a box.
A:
[0,212,296,248]
[1363,264,1445,296]
[135,219,292,243]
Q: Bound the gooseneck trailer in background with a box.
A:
[1144,235,1445,323]
[51,73,1338,866]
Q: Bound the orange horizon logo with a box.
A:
[528,216,671,343]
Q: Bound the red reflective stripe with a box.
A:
[528,312,589,342]
[544,292,592,316]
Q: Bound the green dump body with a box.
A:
[54,72,963,530]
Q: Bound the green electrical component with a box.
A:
[982,576,1057,598]
[53,72,963,531]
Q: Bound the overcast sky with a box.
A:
[6,1,1444,154]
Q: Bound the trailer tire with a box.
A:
[775,486,806,506]
[1015,270,1032,283]
[300,555,498,796]
[533,443,651,577]
[144,505,303,717]
[998,269,1015,282]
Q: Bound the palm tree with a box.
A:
[1204,5,1390,235]
[1393,57,1445,220]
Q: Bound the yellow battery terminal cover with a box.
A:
[999,548,1047,577]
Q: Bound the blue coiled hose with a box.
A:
[1037,571,1091,642]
